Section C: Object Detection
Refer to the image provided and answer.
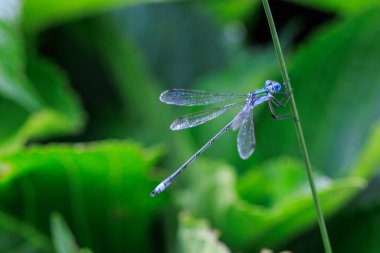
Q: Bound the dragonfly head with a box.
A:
[265,80,281,93]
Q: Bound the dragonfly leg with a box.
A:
[272,89,292,107]
[268,100,292,120]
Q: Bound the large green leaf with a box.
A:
[0,141,166,253]
[177,157,365,252]
[0,211,52,253]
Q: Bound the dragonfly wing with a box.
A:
[231,107,246,131]
[170,102,243,130]
[231,103,252,131]
[160,89,246,106]
[237,110,255,160]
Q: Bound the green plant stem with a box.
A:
[261,1,333,253]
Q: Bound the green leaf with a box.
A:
[270,112,380,251]
[0,18,42,111]
[51,213,78,253]
[26,56,85,139]
[0,1,85,151]
[177,213,230,253]
[0,210,52,253]
[0,56,85,152]
[51,213,94,253]
[0,141,166,253]
[287,0,380,16]
[177,157,365,251]
[197,1,259,24]
[22,0,183,33]
[352,120,380,179]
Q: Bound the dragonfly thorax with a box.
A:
[246,92,257,106]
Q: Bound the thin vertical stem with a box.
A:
[261,1,333,253]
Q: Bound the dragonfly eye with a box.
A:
[265,80,272,88]
[274,82,281,92]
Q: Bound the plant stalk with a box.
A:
[261,1,333,252]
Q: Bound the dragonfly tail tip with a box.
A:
[150,190,158,197]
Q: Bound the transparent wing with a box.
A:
[231,108,246,131]
[237,110,255,160]
[160,89,246,106]
[170,102,244,130]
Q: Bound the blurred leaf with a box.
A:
[353,120,380,179]
[0,0,22,24]
[25,56,85,139]
[177,213,230,253]
[284,120,380,252]
[51,213,93,253]
[290,181,380,253]
[51,213,78,253]
[256,8,380,177]
[260,250,292,253]
[0,55,85,152]
[72,15,199,166]
[177,157,365,251]
[0,210,52,253]
[322,201,380,253]
[287,0,380,16]
[238,157,313,207]
[0,141,166,253]
[0,1,85,151]
[198,0,259,24]
[0,9,42,111]
[22,0,184,33]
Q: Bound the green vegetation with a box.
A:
[0,0,380,252]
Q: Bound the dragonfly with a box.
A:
[150,80,291,197]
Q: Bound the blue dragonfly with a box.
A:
[151,80,290,197]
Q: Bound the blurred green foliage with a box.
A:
[0,0,380,252]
